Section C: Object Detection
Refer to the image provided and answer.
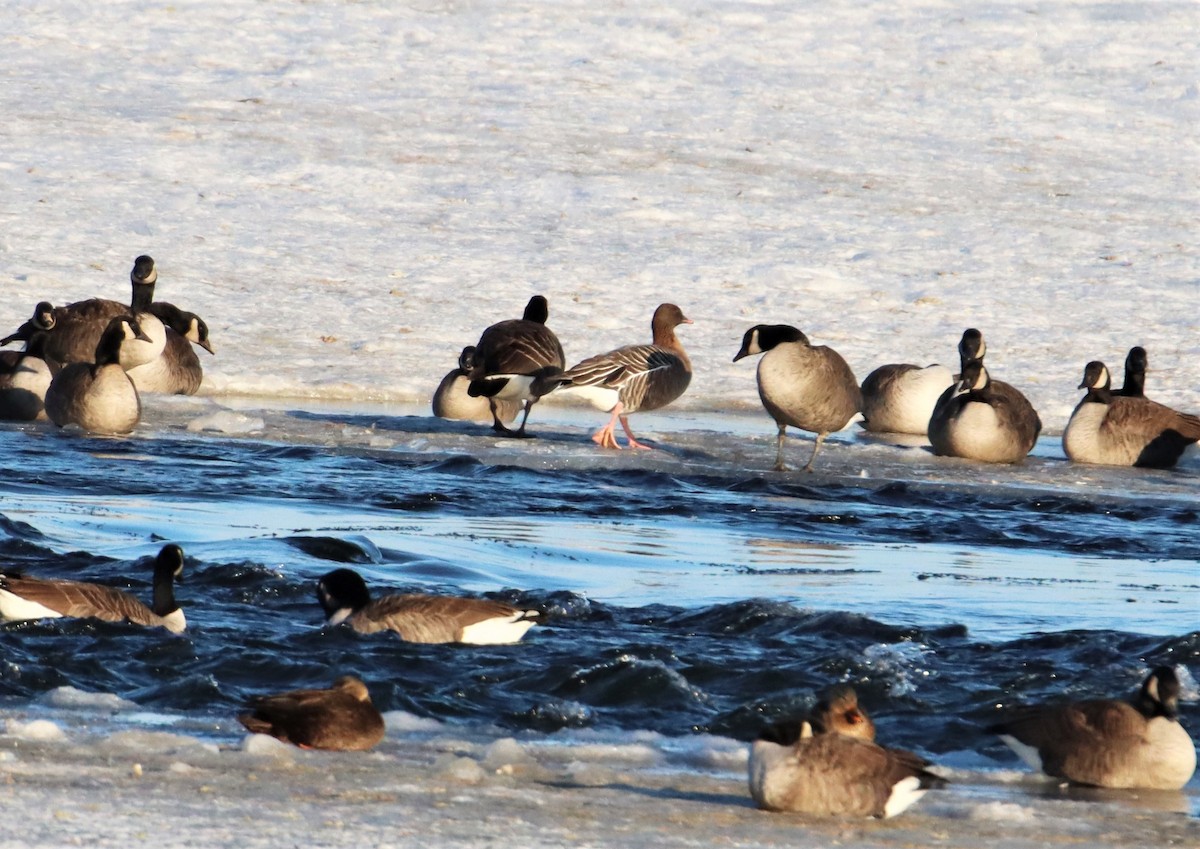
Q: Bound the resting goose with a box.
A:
[988,666,1196,790]
[858,363,954,435]
[36,255,167,369]
[0,543,186,633]
[238,675,386,751]
[316,568,539,645]
[1062,361,1200,468]
[733,324,861,472]
[44,316,149,435]
[748,719,943,817]
[928,360,1040,463]
[0,323,58,422]
[462,295,566,437]
[558,303,693,449]
[431,367,520,425]
[127,303,214,395]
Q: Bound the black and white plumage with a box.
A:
[1062,361,1200,468]
[928,360,1040,464]
[0,306,59,422]
[43,316,149,435]
[858,362,954,435]
[127,302,214,395]
[748,718,943,818]
[316,568,539,645]
[988,666,1196,790]
[431,367,521,425]
[0,544,186,633]
[238,675,386,751]
[733,324,861,472]
[462,295,566,438]
[558,303,693,449]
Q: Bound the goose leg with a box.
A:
[618,415,651,450]
[801,432,827,472]
[492,399,535,439]
[773,422,788,472]
[592,404,624,449]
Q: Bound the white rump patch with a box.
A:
[0,589,65,623]
[999,734,1044,772]
[459,612,538,645]
[882,775,927,818]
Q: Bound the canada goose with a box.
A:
[43,316,149,435]
[0,300,59,357]
[238,675,386,751]
[35,255,167,369]
[124,304,214,395]
[748,720,943,817]
[928,361,1040,463]
[431,367,520,424]
[557,303,693,449]
[988,666,1196,790]
[0,543,186,633]
[1116,346,1146,398]
[733,324,861,472]
[858,363,954,435]
[462,295,566,437]
[0,319,58,422]
[316,568,539,645]
[1062,361,1200,468]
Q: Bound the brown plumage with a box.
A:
[0,543,186,633]
[431,367,520,425]
[238,675,386,751]
[462,295,566,437]
[929,360,1041,463]
[43,316,149,435]
[559,303,693,449]
[988,666,1196,790]
[317,568,539,645]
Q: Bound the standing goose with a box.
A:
[431,367,521,425]
[1062,361,1200,468]
[557,303,693,449]
[733,324,861,472]
[44,316,149,435]
[127,303,215,395]
[37,255,167,369]
[462,295,566,438]
[748,719,943,817]
[238,675,386,751]
[858,362,954,435]
[0,543,186,633]
[928,361,1040,463]
[988,666,1196,790]
[316,568,539,645]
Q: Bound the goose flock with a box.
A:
[0,258,1196,815]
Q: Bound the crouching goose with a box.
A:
[316,568,539,645]
[988,666,1195,790]
[859,362,954,435]
[127,302,215,396]
[928,360,1040,463]
[733,324,861,472]
[1063,361,1200,468]
[462,295,566,437]
[0,543,186,633]
[558,303,693,449]
[0,306,59,421]
[44,315,150,435]
[431,367,520,425]
[238,675,386,751]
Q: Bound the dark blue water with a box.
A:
[0,408,1196,779]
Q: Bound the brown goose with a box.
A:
[44,315,150,435]
[558,303,693,449]
[238,675,386,751]
[127,303,214,395]
[431,367,520,425]
[988,666,1196,790]
[858,362,954,435]
[0,310,59,422]
[316,568,539,645]
[32,255,167,369]
[1063,361,1200,468]
[462,295,566,438]
[0,544,186,633]
[929,361,1040,463]
[733,324,861,472]
[748,719,943,817]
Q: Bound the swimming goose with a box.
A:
[0,543,186,633]
[859,363,954,435]
[1115,346,1146,398]
[988,666,1196,790]
[316,568,540,645]
[44,316,149,435]
[127,303,214,395]
[36,255,167,369]
[733,324,861,472]
[0,317,58,421]
[431,367,520,425]
[1062,361,1200,468]
[558,303,693,449]
[928,361,1039,463]
[748,719,943,817]
[238,675,386,751]
[462,295,566,438]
